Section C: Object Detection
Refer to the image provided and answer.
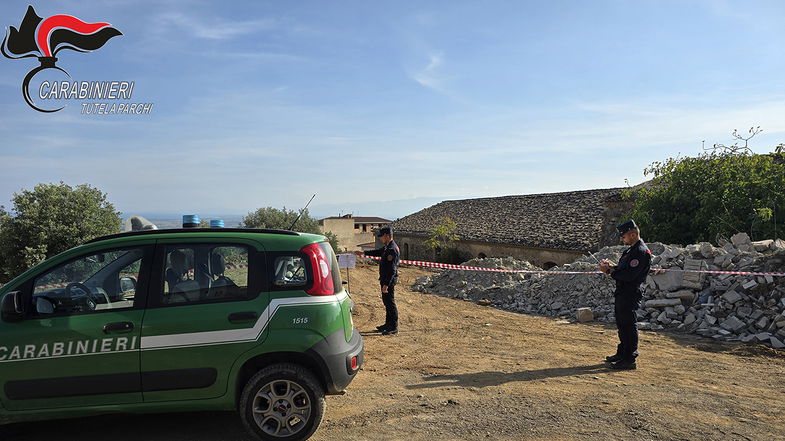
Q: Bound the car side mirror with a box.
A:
[120,277,137,293]
[1,291,25,322]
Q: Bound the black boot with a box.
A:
[605,353,623,363]
[610,358,637,370]
[382,327,398,335]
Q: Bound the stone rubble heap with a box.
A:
[412,233,785,349]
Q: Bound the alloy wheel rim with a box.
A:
[252,379,312,437]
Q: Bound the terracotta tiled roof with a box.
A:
[391,188,624,251]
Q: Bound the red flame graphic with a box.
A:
[36,15,111,57]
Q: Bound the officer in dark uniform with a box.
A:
[356,226,400,335]
[599,219,651,370]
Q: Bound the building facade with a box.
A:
[319,214,391,252]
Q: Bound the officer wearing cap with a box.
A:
[599,219,651,370]
[355,226,400,335]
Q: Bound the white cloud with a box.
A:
[413,52,445,91]
[155,12,277,40]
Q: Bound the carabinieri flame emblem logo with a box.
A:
[2,5,122,113]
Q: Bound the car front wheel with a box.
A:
[239,363,325,441]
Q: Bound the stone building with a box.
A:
[319,214,391,252]
[391,188,634,268]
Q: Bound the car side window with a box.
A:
[273,255,307,287]
[31,248,145,316]
[162,244,249,304]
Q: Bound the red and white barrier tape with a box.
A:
[362,256,785,277]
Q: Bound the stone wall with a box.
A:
[395,233,584,268]
[599,199,634,248]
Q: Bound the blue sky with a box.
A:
[1,0,784,220]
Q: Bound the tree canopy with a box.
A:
[627,148,785,245]
[0,183,121,282]
[242,206,341,252]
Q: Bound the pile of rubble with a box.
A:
[412,233,785,349]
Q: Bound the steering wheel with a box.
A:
[65,282,96,311]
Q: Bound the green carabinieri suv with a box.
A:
[0,228,363,441]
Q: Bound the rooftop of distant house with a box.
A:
[319,214,391,224]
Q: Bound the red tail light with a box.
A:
[301,243,335,295]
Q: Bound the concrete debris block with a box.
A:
[755,317,769,330]
[551,302,563,310]
[741,279,758,290]
[722,290,743,304]
[645,298,682,308]
[674,304,686,315]
[666,290,696,300]
[576,307,594,323]
[764,275,774,284]
[699,242,715,258]
[665,307,679,319]
[773,238,785,251]
[682,259,706,289]
[776,321,785,329]
[684,313,697,325]
[705,314,717,325]
[661,246,684,260]
[731,232,752,247]
[637,322,652,330]
[740,334,756,343]
[771,337,785,349]
[720,315,747,332]
[739,308,763,321]
[755,332,771,342]
[736,306,752,318]
[651,270,683,292]
[657,311,670,324]
[752,239,774,252]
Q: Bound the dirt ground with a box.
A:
[313,263,785,441]
[3,263,783,441]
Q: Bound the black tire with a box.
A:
[239,363,325,441]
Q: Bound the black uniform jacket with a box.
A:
[611,239,652,298]
[364,240,400,286]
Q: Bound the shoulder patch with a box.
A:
[387,254,393,261]
[630,259,639,267]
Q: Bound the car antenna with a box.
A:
[289,194,316,230]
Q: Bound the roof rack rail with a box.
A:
[85,228,301,244]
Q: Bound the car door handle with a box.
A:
[228,311,257,323]
[103,321,134,334]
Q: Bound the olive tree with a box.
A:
[0,183,121,282]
